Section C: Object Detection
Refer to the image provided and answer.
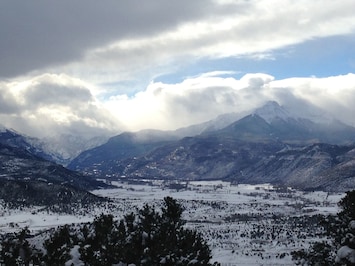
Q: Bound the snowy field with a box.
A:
[0,180,345,265]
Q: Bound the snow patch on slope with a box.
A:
[254,101,292,123]
[32,134,109,166]
[254,100,341,126]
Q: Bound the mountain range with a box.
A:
[67,101,355,192]
[1,101,355,195]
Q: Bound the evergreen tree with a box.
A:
[44,224,75,266]
[0,228,33,266]
[334,191,355,265]
[140,197,214,265]
[79,214,120,266]
[121,211,141,264]
[115,219,127,260]
[338,190,355,221]
[137,203,161,265]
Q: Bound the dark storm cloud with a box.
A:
[0,0,241,78]
[24,82,92,107]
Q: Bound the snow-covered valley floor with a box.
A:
[0,180,345,265]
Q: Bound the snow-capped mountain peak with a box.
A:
[253,101,292,123]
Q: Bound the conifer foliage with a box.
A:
[0,228,32,265]
[0,197,218,265]
[44,224,77,265]
[78,196,216,265]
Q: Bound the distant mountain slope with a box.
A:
[215,101,355,144]
[0,143,106,190]
[0,143,108,206]
[29,134,109,166]
[68,130,178,172]
[0,125,108,166]
[174,111,246,136]
[97,136,286,180]
[92,139,355,192]
[235,143,355,192]
[0,127,50,160]
[0,179,104,207]
[254,100,292,123]
[68,112,249,172]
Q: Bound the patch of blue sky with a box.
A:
[157,34,355,84]
[98,80,143,98]
[98,34,355,100]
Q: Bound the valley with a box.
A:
[0,180,344,265]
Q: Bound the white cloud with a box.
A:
[270,74,355,125]
[103,73,268,131]
[0,74,122,138]
[104,73,355,131]
[2,72,355,138]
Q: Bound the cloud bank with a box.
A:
[104,73,355,131]
[0,74,121,138]
[2,72,355,139]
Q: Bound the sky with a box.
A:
[1,0,355,139]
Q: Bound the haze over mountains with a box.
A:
[1,101,355,200]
